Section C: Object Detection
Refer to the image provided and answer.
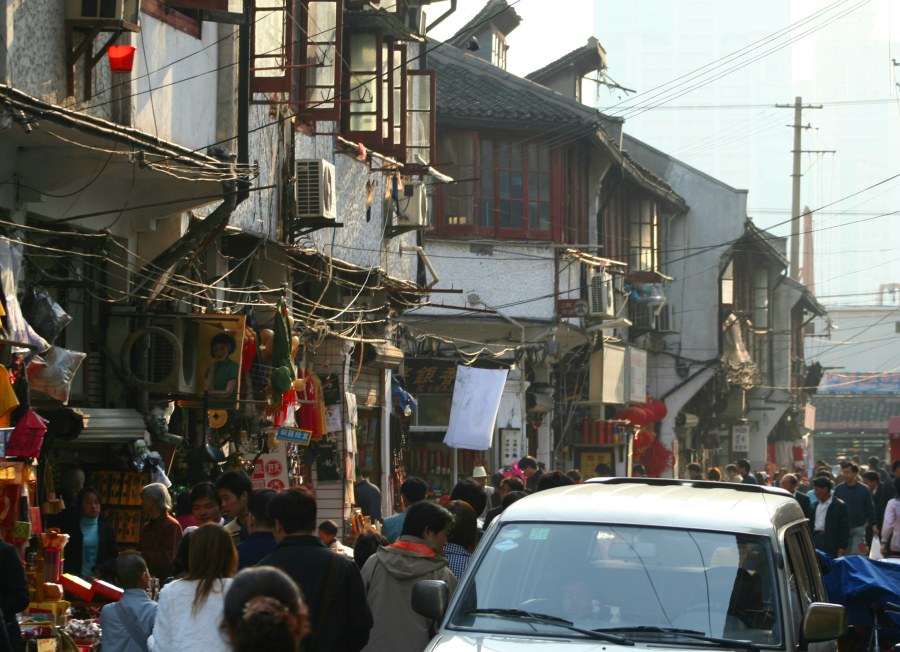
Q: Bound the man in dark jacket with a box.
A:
[518,456,542,493]
[260,487,372,652]
[1,539,29,652]
[736,459,758,485]
[810,476,850,557]
[354,469,382,522]
[779,473,811,517]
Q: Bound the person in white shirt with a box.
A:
[149,523,236,652]
[809,477,849,557]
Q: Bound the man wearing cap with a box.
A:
[471,466,494,522]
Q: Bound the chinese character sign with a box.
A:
[732,425,750,453]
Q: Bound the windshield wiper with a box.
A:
[466,609,634,644]
[595,625,760,650]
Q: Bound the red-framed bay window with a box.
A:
[250,0,342,121]
[342,31,415,158]
[437,131,555,240]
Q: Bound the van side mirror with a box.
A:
[412,579,450,621]
[803,602,847,642]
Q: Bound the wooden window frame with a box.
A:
[295,0,343,121]
[250,0,294,95]
[436,132,555,241]
[405,69,434,166]
[142,0,204,38]
[342,29,384,144]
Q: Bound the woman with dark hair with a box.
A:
[353,531,388,570]
[149,523,236,652]
[61,487,118,580]
[223,566,309,652]
[443,500,478,579]
[707,467,723,482]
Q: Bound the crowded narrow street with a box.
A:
[0,0,898,650]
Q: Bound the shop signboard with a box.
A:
[251,445,290,491]
[732,424,750,453]
[275,426,311,446]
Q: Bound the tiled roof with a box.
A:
[427,45,687,210]
[526,37,607,83]
[429,45,601,126]
[447,0,522,48]
[811,396,900,430]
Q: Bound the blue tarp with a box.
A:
[820,554,900,629]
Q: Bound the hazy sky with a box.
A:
[430,0,900,306]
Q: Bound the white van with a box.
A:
[414,478,846,651]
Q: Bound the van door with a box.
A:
[783,524,835,652]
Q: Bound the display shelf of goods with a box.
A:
[89,471,148,543]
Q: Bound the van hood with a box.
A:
[426,634,645,652]
[426,634,724,651]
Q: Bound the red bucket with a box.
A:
[107,45,136,74]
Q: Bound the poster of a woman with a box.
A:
[198,315,245,409]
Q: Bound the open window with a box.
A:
[250,0,343,119]
[251,0,294,96]
[297,0,343,120]
[406,69,434,166]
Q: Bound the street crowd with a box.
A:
[680,456,900,560]
[4,454,900,652]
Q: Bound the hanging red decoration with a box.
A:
[632,430,654,458]
[107,45,136,74]
[641,438,675,477]
[617,406,651,426]
[646,398,668,422]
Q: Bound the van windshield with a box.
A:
[449,523,782,646]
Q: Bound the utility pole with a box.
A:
[776,97,823,280]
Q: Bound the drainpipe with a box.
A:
[426,0,457,33]
[237,0,251,203]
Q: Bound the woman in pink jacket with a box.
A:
[880,477,900,558]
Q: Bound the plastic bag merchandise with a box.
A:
[0,236,49,353]
[25,346,87,404]
[21,287,73,344]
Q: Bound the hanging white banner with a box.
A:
[444,366,509,451]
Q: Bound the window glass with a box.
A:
[406,73,432,164]
[253,6,287,78]
[347,33,378,133]
[451,524,782,646]
[753,267,769,328]
[304,1,337,110]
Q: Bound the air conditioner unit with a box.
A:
[657,303,675,332]
[121,318,199,394]
[294,159,337,221]
[395,181,428,228]
[66,0,140,23]
[587,268,614,318]
[630,302,659,330]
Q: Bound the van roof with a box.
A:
[498,478,807,535]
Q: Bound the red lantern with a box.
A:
[617,406,651,427]
[107,45,136,74]
[646,398,668,422]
